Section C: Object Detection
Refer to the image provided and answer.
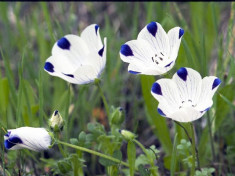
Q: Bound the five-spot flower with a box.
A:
[151,67,221,122]
[4,127,52,152]
[120,21,184,75]
[44,24,107,84]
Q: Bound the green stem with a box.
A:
[133,139,148,155]
[95,79,110,118]
[133,139,158,176]
[190,123,196,176]
[65,84,71,142]
[57,140,129,168]
[174,121,200,172]
[55,133,67,158]
[207,112,216,162]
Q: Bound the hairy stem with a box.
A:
[95,79,110,118]
[55,132,67,157]
[174,121,200,171]
[57,140,130,168]
[133,139,158,176]
[190,123,196,175]
[207,112,216,162]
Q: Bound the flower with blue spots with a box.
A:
[44,24,107,84]
[151,67,221,122]
[120,21,184,75]
[4,127,51,152]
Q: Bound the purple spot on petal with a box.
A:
[54,110,58,115]
[177,67,187,81]
[5,136,23,149]
[200,107,211,113]
[147,22,158,37]
[95,25,99,35]
[44,62,54,73]
[4,131,11,137]
[179,28,184,39]
[165,61,173,67]
[57,37,70,50]
[151,82,162,95]
[63,73,74,78]
[120,44,134,56]
[158,108,166,116]
[212,78,221,90]
[98,46,104,57]
[128,70,141,74]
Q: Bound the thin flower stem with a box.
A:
[57,140,130,168]
[133,139,158,176]
[95,79,110,118]
[174,121,192,143]
[55,132,67,158]
[207,112,216,162]
[174,121,200,171]
[191,123,200,171]
[190,123,196,176]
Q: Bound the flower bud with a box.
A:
[49,110,64,132]
[119,129,136,141]
[110,107,125,125]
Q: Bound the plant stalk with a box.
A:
[207,112,216,162]
[95,79,110,118]
[190,123,196,176]
[133,139,158,176]
[57,140,130,168]
[174,121,200,171]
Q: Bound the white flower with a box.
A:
[44,24,107,84]
[4,127,51,152]
[120,21,184,75]
[151,67,221,122]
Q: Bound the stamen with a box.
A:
[155,54,157,57]
[182,101,185,103]
[152,57,154,62]
[160,52,164,56]
[188,99,192,102]
[155,61,159,64]
[159,57,163,61]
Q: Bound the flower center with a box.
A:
[151,52,167,65]
[179,99,197,109]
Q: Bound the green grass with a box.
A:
[0,2,234,175]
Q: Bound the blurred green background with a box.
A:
[0,2,234,175]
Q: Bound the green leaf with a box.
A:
[70,138,79,146]
[127,141,136,176]
[99,150,122,167]
[140,75,172,154]
[57,160,72,174]
[0,78,9,113]
[214,84,235,132]
[138,164,150,176]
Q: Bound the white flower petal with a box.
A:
[151,67,221,122]
[196,76,221,111]
[120,39,174,75]
[4,127,51,152]
[167,27,184,61]
[169,107,203,122]
[81,24,103,52]
[151,79,181,115]
[137,22,170,55]
[44,24,106,84]
[120,22,184,76]
[172,67,202,107]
